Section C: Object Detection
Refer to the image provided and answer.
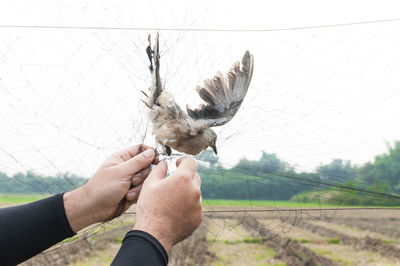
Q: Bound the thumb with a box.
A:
[116,148,155,176]
[145,160,168,184]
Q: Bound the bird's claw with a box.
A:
[146,35,154,72]
[146,33,160,73]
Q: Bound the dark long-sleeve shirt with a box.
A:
[0,194,168,266]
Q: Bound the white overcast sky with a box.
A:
[0,0,400,177]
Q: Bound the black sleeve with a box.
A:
[0,194,75,266]
[112,230,169,266]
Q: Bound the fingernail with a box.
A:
[128,191,137,198]
[143,149,154,158]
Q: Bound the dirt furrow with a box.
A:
[169,225,216,266]
[22,225,132,266]
[333,217,400,238]
[297,221,400,260]
[242,216,337,266]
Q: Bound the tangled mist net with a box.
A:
[1,4,400,253]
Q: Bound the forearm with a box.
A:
[63,187,101,232]
[0,194,75,265]
[111,230,168,266]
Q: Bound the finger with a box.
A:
[119,144,151,159]
[131,167,151,186]
[115,148,155,176]
[173,157,197,178]
[192,173,201,188]
[145,160,168,184]
[152,154,160,165]
[123,201,135,213]
[137,144,151,153]
[133,166,151,177]
[125,184,143,202]
[176,157,186,167]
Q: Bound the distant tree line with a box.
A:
[199,142,400,205]
[1,142,400,206]
[198,150,309,200]
[0,171,86,194]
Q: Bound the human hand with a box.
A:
[64,145,156,233]
[133,158,202,254]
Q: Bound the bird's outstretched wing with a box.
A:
[186,51,254,127]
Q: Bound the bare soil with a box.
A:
[243,215,337,266]
[22,225,131,266]
[297,221,400,261]
[21,207,400,265]
[169,226,216,266]
[334,217,400,239]
[303,243,398,266]
[204,217,286,265]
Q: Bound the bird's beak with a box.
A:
[211,145,218,155]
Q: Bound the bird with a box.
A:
[142,33,254,156]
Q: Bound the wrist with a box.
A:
[133,221,173,255]
[63,187,100,233]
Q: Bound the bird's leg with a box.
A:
[140,90,148,97]
[154,142,172,157]
[142,34,155,108]
[165,145,172,156]
[140,89,151,108]
[146,34,154,72]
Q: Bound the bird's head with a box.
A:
[204,128,218,155]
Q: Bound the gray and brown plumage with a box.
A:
[142,33,254,156]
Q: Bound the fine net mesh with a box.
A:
[1,4,400,263]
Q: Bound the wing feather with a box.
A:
[187,51,254,127]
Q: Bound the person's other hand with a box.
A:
[133,158,202,254]
[64,145,156,232]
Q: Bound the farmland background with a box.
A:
[1,0,400,265]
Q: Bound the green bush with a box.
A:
[327,238,341,244]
